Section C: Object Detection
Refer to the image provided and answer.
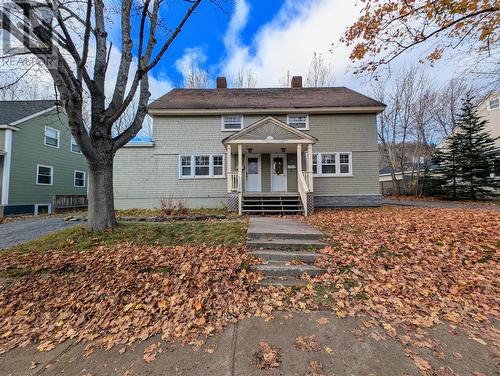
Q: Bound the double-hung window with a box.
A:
[179,154,225,178]
[195,155,210,176]
[44,126,60,148]
[308,152,352,176]
[37,165,53,185]
[287,114,309,130]
[74,170,86,187]
[70,136,81,154]
[222,115,243,131]
[489,98,499,110]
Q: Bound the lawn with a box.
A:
[5,221,246,256]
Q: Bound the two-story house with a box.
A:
[113,76,385,215]
[0,100,88,216]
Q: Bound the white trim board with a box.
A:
[149,106,386,116]
[1,129,13,205]
[9,106,58,126]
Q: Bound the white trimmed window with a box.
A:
[37,165,53,185]
[179,154,225,178]
[44,126,60,148]
[222,115,243,131]
[309,152,352,177]
[489,98,499,110]
[70,136,81,154]
[74,170,86,187]
[287,114,309,130]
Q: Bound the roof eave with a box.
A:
[148,106,386,116]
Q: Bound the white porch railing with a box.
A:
[298,171,310,216]
[228,171,241,192]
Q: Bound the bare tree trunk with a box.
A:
[88,157,117,231]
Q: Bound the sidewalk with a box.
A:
[1,312,495,375]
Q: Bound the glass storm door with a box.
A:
[245,154,261,192]
[271,154,287,192]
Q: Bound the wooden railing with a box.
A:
[298,171,310,216]
[51,195,88,212]
[228,171,241,193]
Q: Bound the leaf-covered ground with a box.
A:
[0,207,499,369]
[304,207,500,360]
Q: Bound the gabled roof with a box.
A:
[223,116,316,144]
[0,100,58,125]
[149,87,385,113]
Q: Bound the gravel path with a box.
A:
[383,198,500,211]
[0,217,80,249]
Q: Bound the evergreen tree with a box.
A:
[434,96,499,199]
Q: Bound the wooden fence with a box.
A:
[51,195,88,212]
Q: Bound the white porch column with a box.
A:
[296,143,302,180]
[226,144,232,192]
[307,144,313,191]
[237,144,243,192]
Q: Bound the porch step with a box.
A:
[241,194,303,215]
[247,238,326,251]
[253,261,325,277]
[250,250,320,262]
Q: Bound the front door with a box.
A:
[245,154,261,192]
[271,154,287,192]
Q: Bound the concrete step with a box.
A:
[253,261,325,277]
[247,238,326,251]
[247,231,323,241]
[250,250,320,262]
[260,276,309,287]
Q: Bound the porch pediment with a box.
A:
[222,116,316,144]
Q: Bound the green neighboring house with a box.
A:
[0,100,88,216]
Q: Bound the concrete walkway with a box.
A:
[0,217,80,249]
[1,312,495,375]
[383,198,500,211]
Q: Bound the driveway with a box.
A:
[0,217,80,249]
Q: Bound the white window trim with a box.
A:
[70,136,82,154]
[221,115,244,132]
[36,164,54,185]
[34,203,52,215]
[309,152,353,177]
[44,126,60,148]
[178,154,226,179]
[287,114,309,130]
[74,170,86,188]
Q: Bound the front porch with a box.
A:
[222,117,316,215]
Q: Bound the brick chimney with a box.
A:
[291,76,302,88]
[216,76,227,89]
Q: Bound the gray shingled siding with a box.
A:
[113,113,380,209]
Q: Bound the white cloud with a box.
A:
[175,47,207,77]
[221,0,358,88]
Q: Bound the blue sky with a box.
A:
[140,0,367,99]
[139,0,459,102]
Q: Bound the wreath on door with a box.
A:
[273,161,283,176]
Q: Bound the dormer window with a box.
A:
[222,115,243,131]
[489,98,499,110]
[287,114,309,130]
